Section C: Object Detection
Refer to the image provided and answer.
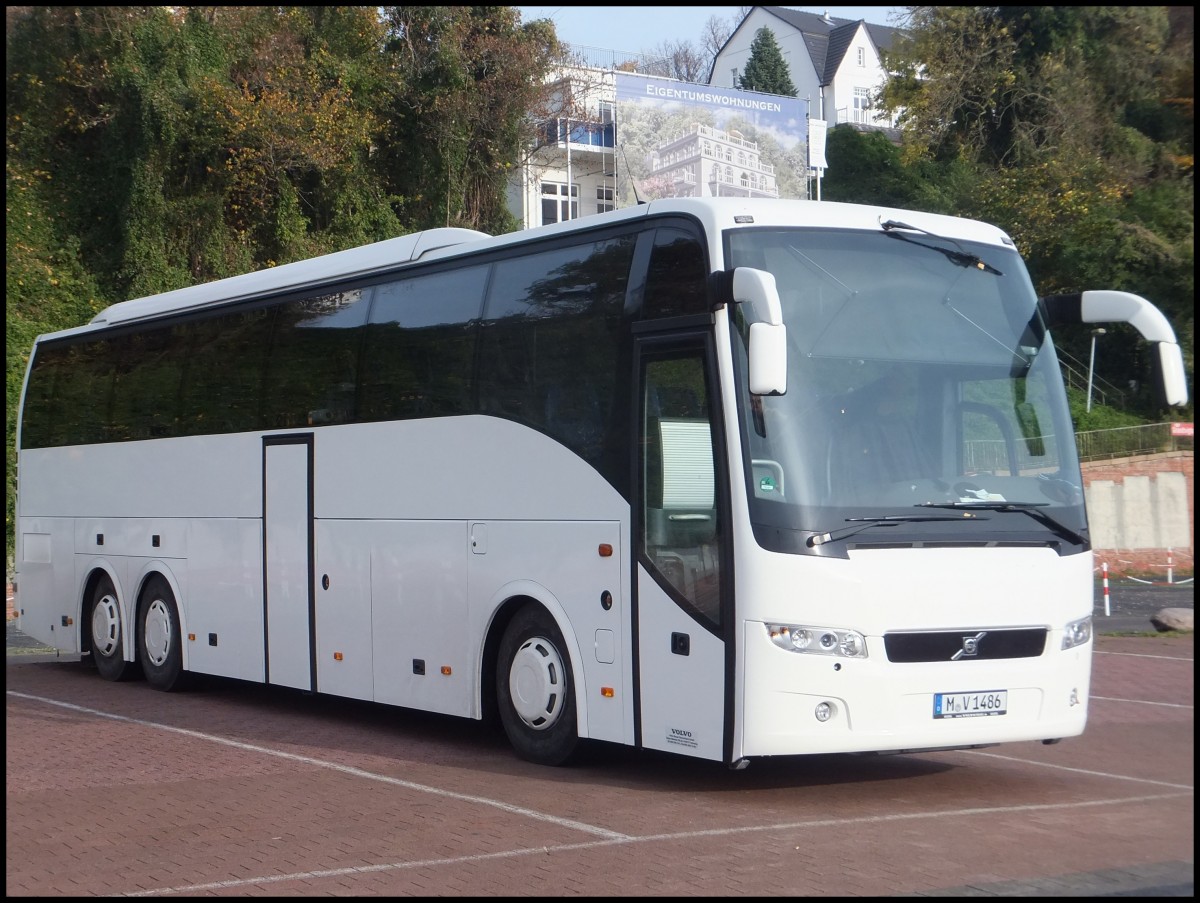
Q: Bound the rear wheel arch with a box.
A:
[85,567,140,681]
[80,566,123,658]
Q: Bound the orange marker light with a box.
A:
[598,543,613,557]
[333,652,344,661]
[188,633,196,642]
[601,687,615,698]
[441,665,452,675]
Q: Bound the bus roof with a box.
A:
[87,227,491,329]
[63,198,1013,337]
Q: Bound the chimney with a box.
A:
[822,10,833,24]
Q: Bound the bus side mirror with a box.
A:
[1078,290,1189,407]
[733,267,787,396]
[1040,290,1189,407]
[1155,342,1189,407]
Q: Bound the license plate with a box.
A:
[933,690,1008,719]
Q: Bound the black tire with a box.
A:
[496,604,580,766]
[138,575,188,692]
[88,575,138,682]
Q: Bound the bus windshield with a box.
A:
[726,226,1086,555]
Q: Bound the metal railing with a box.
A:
[564,45,672,77]
[1074,422,1193,462]
[963,422,1193,470]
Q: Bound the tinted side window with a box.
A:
[262,289,371,429]
[359,266,487,421]
[643,228,708,319]
[20,345,63,449]
[178,307,274,436]
[20,344,69,449]
[108,324,185,441]
[51,339,115,446]
[477,235,635,479]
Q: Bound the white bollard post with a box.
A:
[1167,548,1174,585]
[1102,561,1110,617]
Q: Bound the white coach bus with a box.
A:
[14,198,1189,768]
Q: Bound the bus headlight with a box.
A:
[766,624,868,659]
[1061,615,1092,650]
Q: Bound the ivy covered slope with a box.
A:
[5,6,561,560]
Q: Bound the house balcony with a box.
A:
[538,118,616,150]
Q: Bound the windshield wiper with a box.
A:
[916,501,1087,546]
[881,220,1003,275]
[808,514,987,547]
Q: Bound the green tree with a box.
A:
[737,28,796,96]
[377,6,560,233]
[821,125,976,212]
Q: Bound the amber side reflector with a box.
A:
[441,665,452,676]
[601,687,615,698]
[598,543,613,557]
[188,633,196,642]
[333,652,344,661]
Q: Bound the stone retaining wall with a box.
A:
[1083,450,1194,576]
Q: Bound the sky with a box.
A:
[514,6,906,56]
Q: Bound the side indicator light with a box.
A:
[598,543,613,557]
[441,665,452,676]
[188,633,196,642]
[333,652,344,661]
[601,687,614,698]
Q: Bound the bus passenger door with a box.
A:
[263,435,315,691]
[634,337,731,762]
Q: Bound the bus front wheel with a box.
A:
[88,575,138,682]
[497,604,580,766]
[138,576,188,692]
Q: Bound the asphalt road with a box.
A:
[1090,579,1194,634]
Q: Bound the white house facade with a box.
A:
[709,7,900,132]
[506,65,620,231]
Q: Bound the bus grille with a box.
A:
[883,628,1047,663]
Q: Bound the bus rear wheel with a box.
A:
[88,575,138,682]
[138,576,188,692]
[497,604,579,766]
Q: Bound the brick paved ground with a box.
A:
[5,631,1192,897]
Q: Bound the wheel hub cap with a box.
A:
[144,598,172,666]
[509,637,564,730]
[91,593,120,657]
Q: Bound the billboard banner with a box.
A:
[613,72,809,205]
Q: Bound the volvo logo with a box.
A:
[951,631,988,661]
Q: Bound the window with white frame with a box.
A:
[854,87,871,123]
[857,46,865,67]
[596,186,614,214]
[541,181,578,225]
